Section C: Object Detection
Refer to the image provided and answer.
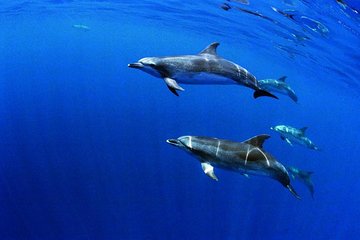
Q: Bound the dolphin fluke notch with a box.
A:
[287,184,301,200]
[199,42,220,55]
[253,90,279,99]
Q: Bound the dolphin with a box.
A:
[128,42,278,98]
[286,166,314,199]
[166,134,300,199]
[258,76,298,102]
[72,24,90,30]
[271,125,320,150]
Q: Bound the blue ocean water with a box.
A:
[0,0,360,239]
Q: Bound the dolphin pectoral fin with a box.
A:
[285,138,293,146]
[164,77,184,96]
[201,162,218,181]
[253,90,278,99]
[312,145,320,151]
[242,173,250,178]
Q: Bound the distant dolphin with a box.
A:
[128,42,278,98]
[271,125,320,150]
[72,24,90,31]
[258,76,298,102]
[286,166,314,199]
[166,134,300,199]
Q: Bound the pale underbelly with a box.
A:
[213,160,271,177]
[173,72,239,85]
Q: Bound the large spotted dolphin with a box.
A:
[128,42,278,98]
[166,134,300,199]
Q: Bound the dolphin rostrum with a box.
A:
[286,166,315,199]
[271,125,320,150]
[166,134,300,199]
[258,76,298,102]
[128,42,278,98]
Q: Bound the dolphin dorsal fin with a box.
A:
[243,134,270,148]
[300,127,308,134]
[278,76,287,82]
[199,42,220,55]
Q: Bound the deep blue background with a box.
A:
[0,1,360,239]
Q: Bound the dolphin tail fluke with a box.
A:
[253,90,278,99]
[306,180,315,199]
[287,166,315,199]
[287,184,301,200]
[288,91,298,102]
[302,171,315,199]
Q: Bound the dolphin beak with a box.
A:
[128,62,144,69]
[166,139,182,147]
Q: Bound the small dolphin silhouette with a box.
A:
[72,24,90,31]
[271,125,320,150]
